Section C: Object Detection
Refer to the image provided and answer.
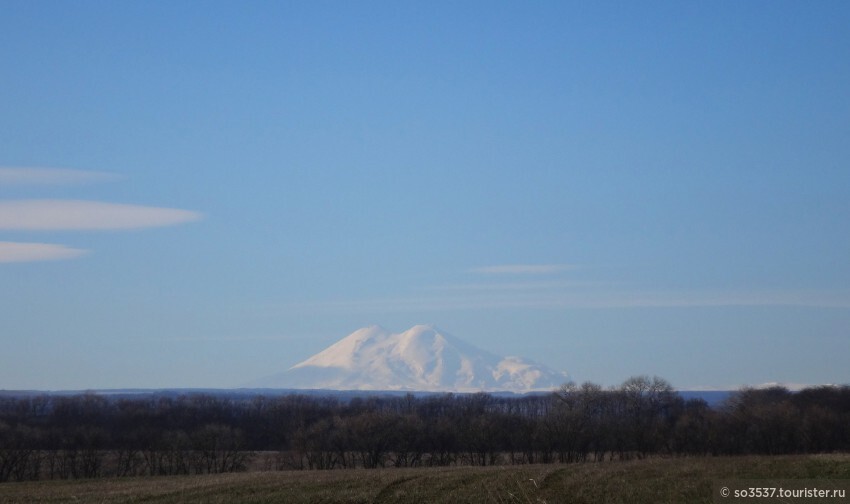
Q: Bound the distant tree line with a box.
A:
[2,376,849,482]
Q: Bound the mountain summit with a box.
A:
[248,325,568,393]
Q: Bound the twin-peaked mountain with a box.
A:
[249,325,568,393]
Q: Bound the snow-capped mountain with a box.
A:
[247,325,569,393]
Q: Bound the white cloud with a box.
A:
[0,200,202,230]
[0,242,88,263]
[470,264,578,275]
[0,167,119,186]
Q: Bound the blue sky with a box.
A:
[2,1,849,390]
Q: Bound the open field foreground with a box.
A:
[1,455,849,504]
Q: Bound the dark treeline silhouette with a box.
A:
[2,376,849,482]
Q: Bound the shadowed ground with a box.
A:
[0,454,848,503]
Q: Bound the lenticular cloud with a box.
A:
[0,200,202,231]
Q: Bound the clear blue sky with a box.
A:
[2,0,849,390]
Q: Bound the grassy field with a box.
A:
[1,454,848,503]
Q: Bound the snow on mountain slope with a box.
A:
[247,325,569,393]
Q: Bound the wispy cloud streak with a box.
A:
[0,200,202,230]
[426,280,601,292]
[0,242,88,263]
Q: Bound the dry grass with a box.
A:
[1,454,848,503]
